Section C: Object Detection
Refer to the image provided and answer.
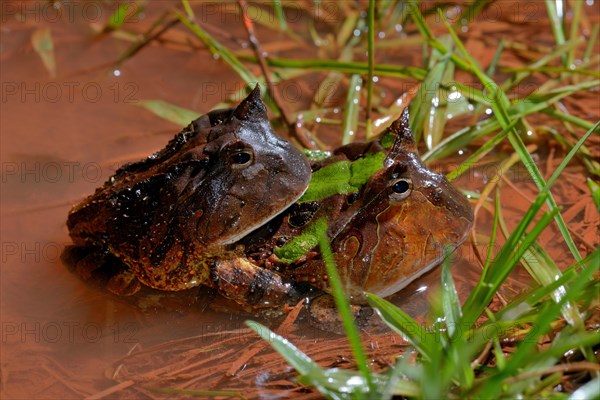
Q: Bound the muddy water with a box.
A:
[1,1,598,399]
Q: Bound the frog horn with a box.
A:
[386,107,417,157]
[233,84,267,122]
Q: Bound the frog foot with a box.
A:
[306,294,374,335]
[210,258,301,313]
[61,245,141,296]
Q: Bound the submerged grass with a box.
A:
[101,0,599,398]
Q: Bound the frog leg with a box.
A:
[307,294,374,335]
[61,245,141,296]
[210,257,301,313]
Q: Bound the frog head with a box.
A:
[67,85,311,253]
[328,108,474,298]
[187,85,311,245]
[284,108,473,300]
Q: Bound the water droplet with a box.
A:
[395,24,403,32]
[374,116,390,127]
[348,130,355,136]
[485,108,493,115]
[458,149,464,155]
[241,41,249,48]
[353,29,361,37]
[355,85,361,91]
[372,76,379,82]
[526,130,533,136]
[333,108,339,114]
[315,117,321,123]
[415,285,428,294]
[353,98,359,104]
[447,113,453,119]
[556,0,564,18]
[212,53,220,60]
[113,69,121,77]
[461,25,469,33]
[378,31,385,39]
[448,91,461,101]
[586,0,594,5]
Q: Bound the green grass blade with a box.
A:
[583,24,599,63]
[495,249,598,321]
[475,259,599,398]
[342,75,362,145]
[136,100,199,126]
[501,65,600,78]
[484,189,502,272]
[381,357,421,399]
[587,178,600,212]
[441,255,462,339]
[365,294,435,359]
[245,321,349,399]
[176,12,253,84]
[500,38,583,94]
[181,0,194,18]
[272,0,288,30]
[425,80,598,162]
[31,28,56,78]
[175,11,274,108]
[441,11,584,263]
[410,50,453,143]
[486,38,504,76]
[318,227,375,393]
[541,108,595,130]
[244,321,322,377]
[366,0,375,137]
[445,119,517,181]
[461,192,551,327]
[406,0,470,72]
[243,57,427,80]
[544,120,599,190]
[545,0,567,65]
[422,37,456,147]
[106,3,134,30]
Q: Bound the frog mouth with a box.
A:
[220,184,309,246]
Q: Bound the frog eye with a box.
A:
[389,178,411,201]
[230,150,253,167]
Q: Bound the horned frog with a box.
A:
[65,86,311,305]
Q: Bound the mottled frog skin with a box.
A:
[66,86,312,302]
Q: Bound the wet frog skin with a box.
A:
[241,108,474,307]
[66,86,312,303]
